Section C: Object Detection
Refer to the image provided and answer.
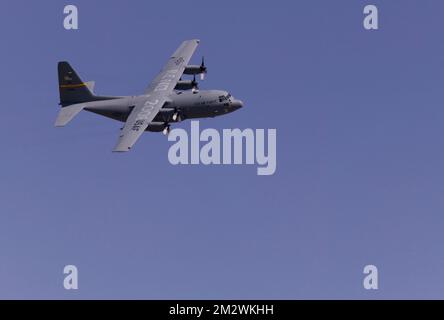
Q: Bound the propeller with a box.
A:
[172,112,181,122]
[200,56,207,80]
[191,75,199,93]
[163,124,171,136]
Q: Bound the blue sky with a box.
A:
[1,0,444,299]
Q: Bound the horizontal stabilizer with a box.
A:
[85,81,95,94]
[54,103,85,127]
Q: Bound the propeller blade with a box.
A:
[193,75,199,89]
[200,56,207,80]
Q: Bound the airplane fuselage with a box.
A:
[83,90,243,132]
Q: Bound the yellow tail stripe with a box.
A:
[60,83,87,88]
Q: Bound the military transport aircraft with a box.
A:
[55,39,243,152]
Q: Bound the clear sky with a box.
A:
[1,0,444,299]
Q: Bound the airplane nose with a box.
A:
[231,99,244,109]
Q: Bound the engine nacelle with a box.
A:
[184,58,207,80]
[183,65,202,75]
[158,107,175,117]
[145,122,168,132]
[175,80,197,91]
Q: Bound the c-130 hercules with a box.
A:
[55,39,243,152]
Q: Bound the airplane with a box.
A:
[55,39,243,152]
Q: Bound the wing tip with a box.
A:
[112,147,131,153]
[113,142,132,152]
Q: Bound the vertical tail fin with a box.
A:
[58,61,94,106]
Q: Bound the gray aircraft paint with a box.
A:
[55,40,243,151]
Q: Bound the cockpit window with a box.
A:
[219,93,232,103]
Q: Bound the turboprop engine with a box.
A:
[146,122,170,135]
[184,57,207,80]
[156,108,181,122]
[174,76,198,92]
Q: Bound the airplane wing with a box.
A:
[113,39,200,152]
[54,103,86,127]
[113,94,168,152]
